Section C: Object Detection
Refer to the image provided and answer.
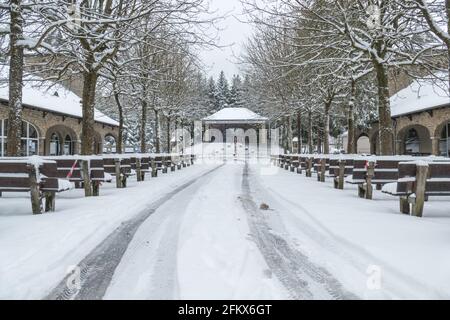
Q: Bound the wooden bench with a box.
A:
[346,159,402,199]
[382,161,450,217]
[45,156,109,196]
[131,156,151,182]
[313,156,330,182]
[102,156,132,188]
[0,158,70,214]
[328,158,355,190]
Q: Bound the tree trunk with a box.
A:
[6,0,24,157]
[166,115,171,153]
[113,90,124,154]
[323,101,331,154]
[155,109,160,153]
[287,115,293,153]
[347,79,356,154]
[308,110,313,153]
[140,100,148,153]
[81,70,98,155]
[374,62,394,155]
[297,111,302,154]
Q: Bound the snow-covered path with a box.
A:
[104,162,290,300]
[41,160,353,300]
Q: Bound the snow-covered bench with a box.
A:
[313,156,330,182]
[382,161,450,217]
[102,156,133,188]
[346,158,407,199]
[45,156,110,196]
[328,158,355,189]
[0,157,71,214]
[130,156,151,181]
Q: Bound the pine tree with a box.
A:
[228,75,244,108]
[216,71,229,109]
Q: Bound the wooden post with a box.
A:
[306,158,313,177]
[365,161,375,200]
[136,158,142,182]
[335,160,345,190]
[319,159,326,182]
[411,163,429,218]
[81,160,92,197]
[114,158,122,188]
[28,164,42,215]
[44,192,56,212]
[151,159,157,178]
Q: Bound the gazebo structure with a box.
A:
[202,107,269,157]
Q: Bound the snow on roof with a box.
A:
[390,76,450,118]
[203,108,268,123]
[0,67,119,127]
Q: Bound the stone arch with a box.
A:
[45,124,79,156]
[396,124,432,156]
[356,133,371,154]
[103,132,118,154]
[434,119,450,157]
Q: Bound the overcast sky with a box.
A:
[200,0,253,79]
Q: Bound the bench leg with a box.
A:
[297,168,302,174]
[141,173,146,181]
[92,181,100,197]
[171,165,176,172]
[122,176,127,188]
[177,164,182,170]
[44,192,56,212]
[163,167,168,174]
[376,184,382,191]
[399,197,410,214]
[358,184,365,198]
[290,166,295,173]
[334,178,338,189]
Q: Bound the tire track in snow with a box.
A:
[44,164,224,300]
[240,162,358,300]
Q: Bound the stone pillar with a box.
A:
[39,137,45,156]
[75,140,82,155]
[395,139,403,155]
[431,136,440,156]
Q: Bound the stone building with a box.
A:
[351,77,450,157]
[0,73,119,157]
[202,108,269,156]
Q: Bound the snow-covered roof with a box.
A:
[390,76,450,118]
[203,107,268,123]
[0,68,119,127]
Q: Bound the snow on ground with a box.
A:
[2,157,450,300]
[0,164,219,299]
[252,164,450,299]
[104,163,287,300]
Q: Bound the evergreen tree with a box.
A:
[228,75,244,107]
[216,71,230,109]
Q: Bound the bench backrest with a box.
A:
[0,160,59,192]
[328,159,354,177]
[47,158,106,182]
[103,157,132,175]
[130,157,151,172]
[397,162,450,195]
